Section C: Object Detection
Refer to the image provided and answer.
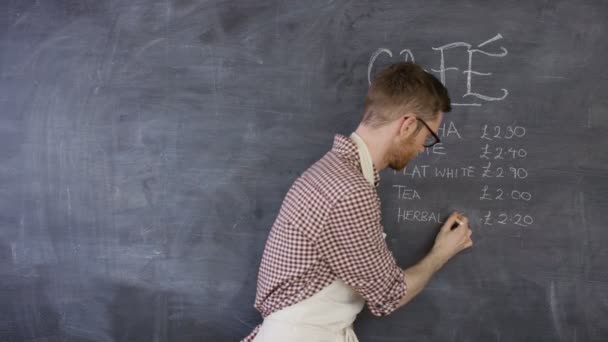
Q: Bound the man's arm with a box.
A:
[396,211,473,309]
[318,189,411,317]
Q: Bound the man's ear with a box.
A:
[398,115,418,138]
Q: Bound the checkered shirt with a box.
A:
[242,134,407,341]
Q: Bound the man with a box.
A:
[243,62,473,341]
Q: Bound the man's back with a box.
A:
[243,135,407,341]
[255,134,384,315]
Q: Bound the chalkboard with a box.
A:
[1,0,607,341]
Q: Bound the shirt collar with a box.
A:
[331,134,381,187]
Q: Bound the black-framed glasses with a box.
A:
[416,118,441,147]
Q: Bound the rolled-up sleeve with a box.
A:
[317,188,407,317]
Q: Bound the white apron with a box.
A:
[253,132,376,342]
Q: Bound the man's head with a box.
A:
[361,62,451,170]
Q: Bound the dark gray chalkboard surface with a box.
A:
[1,1,607,341]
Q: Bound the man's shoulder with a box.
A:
[298,150,374,202]
[275,149,377,240]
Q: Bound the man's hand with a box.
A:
[396,211,473,309]
[431,211,474,265]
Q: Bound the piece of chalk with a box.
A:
[451,218,463,230]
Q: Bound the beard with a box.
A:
[386,134,418,171]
